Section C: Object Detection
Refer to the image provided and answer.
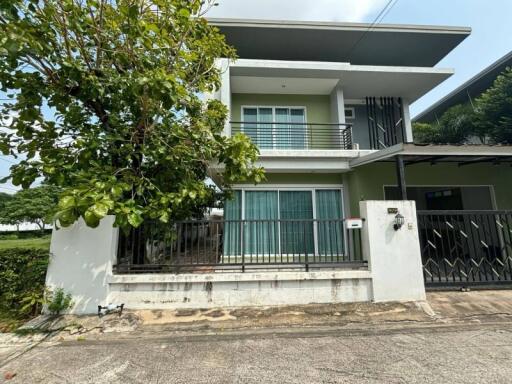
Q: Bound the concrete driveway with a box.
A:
[2,290,512,383]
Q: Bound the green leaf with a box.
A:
[84,210,100,228]
[90,202,109,218]
[127,212,143,228]
[59,196,76,210]
[178,8,190,18]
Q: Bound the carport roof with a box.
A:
[350,143,512,168]
[209,18,471,67]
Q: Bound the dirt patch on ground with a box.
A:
[16,290,512,342]
[427,290,512,323]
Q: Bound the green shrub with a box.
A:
[0,248,49,319]
[0,229,52,240]
[1,234,18,240]
[45,288,73,315]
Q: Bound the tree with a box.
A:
[411,122,438,144]
[0,192,16,228]
[0,192,13,211]
[0,1,264,230]
[475,67,512,144]
[1,185,60,231]
[413,104,476,144]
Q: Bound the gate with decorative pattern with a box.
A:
[417,210,512,287]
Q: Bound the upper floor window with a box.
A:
[344,108,355,119]
[242,106,307,149]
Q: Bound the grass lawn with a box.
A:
[0,235,51,250]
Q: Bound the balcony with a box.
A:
[230,121,353,150]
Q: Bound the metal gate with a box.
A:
[417,210,512,287]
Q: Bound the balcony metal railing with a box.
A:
[230,122,353,150]
[115,219,365,274]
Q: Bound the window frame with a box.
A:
[344,107,355,119]
[229,185,346,256]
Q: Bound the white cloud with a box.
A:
[207,0,390,23]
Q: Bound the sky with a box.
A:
[208,0,512,116]
[1,0,511,193]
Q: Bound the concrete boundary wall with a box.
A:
[361,200,426,302]
[46,201,427,314]
[46,216,118,314]
[108,270,372,310]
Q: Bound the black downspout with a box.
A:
[395,155,407,200]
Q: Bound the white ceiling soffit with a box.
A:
[230,66,453,102]
[231,76,339,95]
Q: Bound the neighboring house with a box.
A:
[47,19,512,314]
[414,50,512,124]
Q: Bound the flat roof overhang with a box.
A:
[350,143,512,168]
[414,51,512,123]
[230,60,454,103]
[210,18,471,67]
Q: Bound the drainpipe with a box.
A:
[395,155,407,200]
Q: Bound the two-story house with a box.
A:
[46,19,512,314]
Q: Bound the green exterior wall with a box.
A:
[261,173,344,185]
[346,162,512,215]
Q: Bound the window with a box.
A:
[242,107,307,149]
[344,107,355,119]
[223,188,345,256]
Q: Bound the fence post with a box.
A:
[361,200,426,302]
[304,221,309,272]
[241,221,245,272]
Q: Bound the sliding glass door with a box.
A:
[316,190,344,255]
[244,191,279,255]
[242,107,306,149]
[223,188,345,259]
[242,107,273,149]
[279,191,314,254]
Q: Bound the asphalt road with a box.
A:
[2,323,512,383]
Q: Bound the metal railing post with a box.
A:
[241,220,245,272]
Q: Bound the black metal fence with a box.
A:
[230,122,353,150]
[417,210,512,287]
[115,219,365,273]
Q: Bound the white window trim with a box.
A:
[241,105,308,149]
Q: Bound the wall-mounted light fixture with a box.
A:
[394,213,405,231]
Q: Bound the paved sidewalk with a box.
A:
[2,290,512,383]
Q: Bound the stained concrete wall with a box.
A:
[47,201,429,314]
[361,200,426,302]
[46,216,118,314]
[108,271,373,310]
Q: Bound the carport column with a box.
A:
[45,216,119,314]
[360,200,426,302]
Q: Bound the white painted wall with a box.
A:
[360,200,426,302]
[108,270,372,310]
[46,216,118,314]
